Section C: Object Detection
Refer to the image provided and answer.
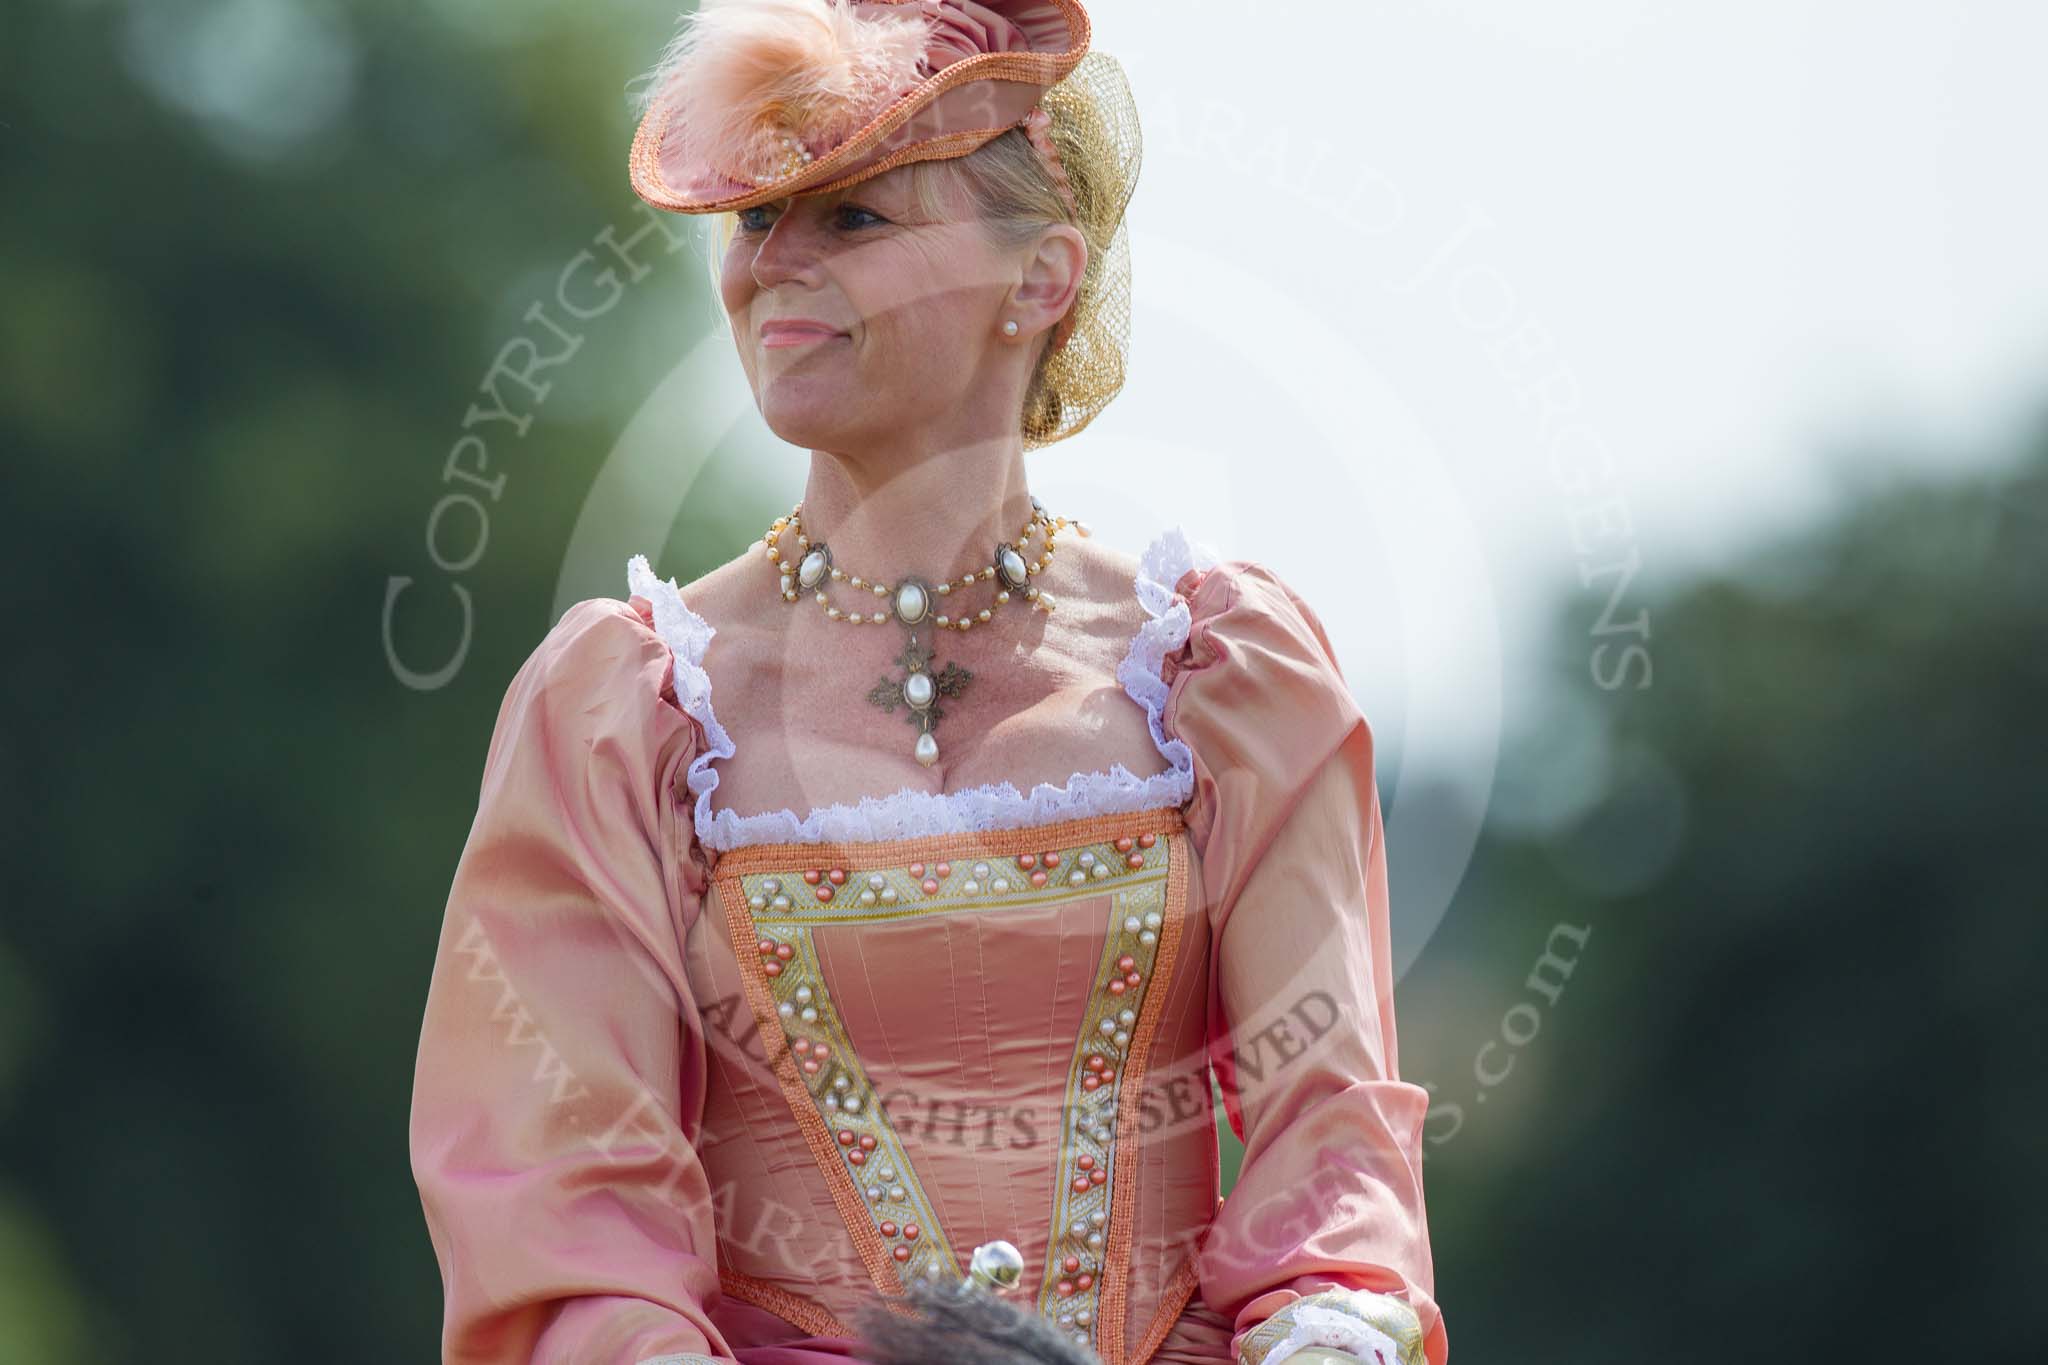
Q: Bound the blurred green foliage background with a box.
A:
[3,2,2043,1362]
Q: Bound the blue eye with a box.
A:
[735,206,775,233]
[836,204,887,229]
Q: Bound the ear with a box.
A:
[1009,223,1087,341]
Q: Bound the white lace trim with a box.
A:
[625,525,1222,852]
[1258,1301,1410,1365]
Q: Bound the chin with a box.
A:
[759,401,886,455]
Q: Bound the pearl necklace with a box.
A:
[756,496,1087,767]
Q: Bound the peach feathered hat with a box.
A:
[628,0,1139,448]
[630,0,1090,212]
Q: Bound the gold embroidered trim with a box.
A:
[713,807,1191,1354]
[720,880,963,1300]
[1037,827,1184,1363]
[1098,833,1190,1360]
[1236,1286,1427,1365]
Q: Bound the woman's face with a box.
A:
[719,163,1019,454]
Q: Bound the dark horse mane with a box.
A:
[852,1274,1103,1365]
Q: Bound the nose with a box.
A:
[749,204,824,291]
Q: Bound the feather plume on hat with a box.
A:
[640,0,935,187]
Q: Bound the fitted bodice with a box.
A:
[623,527,1237,1360]
[680,807,1224,1362]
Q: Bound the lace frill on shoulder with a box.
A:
[625,525,1221,852]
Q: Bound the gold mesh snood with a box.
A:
[1023,50,1142,450]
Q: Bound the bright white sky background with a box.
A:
[1059,0,2048,787]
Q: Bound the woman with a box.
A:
[408,3,1448,1364]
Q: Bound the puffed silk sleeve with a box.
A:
[409,597,733,1365]
[1164,563,1448,1365]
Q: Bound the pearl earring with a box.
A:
[1002,319,1019,337]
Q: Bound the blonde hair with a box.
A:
[697,125,1092,438]
[914,128,1096,440]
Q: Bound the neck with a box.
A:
[794,428,1037,589]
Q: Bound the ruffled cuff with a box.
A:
[1236,1286,1428,1365]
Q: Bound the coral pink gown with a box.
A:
[408,527,1448,1365]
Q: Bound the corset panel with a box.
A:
[683,805,1218,1364]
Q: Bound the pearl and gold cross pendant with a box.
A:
[867,630,973,767]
